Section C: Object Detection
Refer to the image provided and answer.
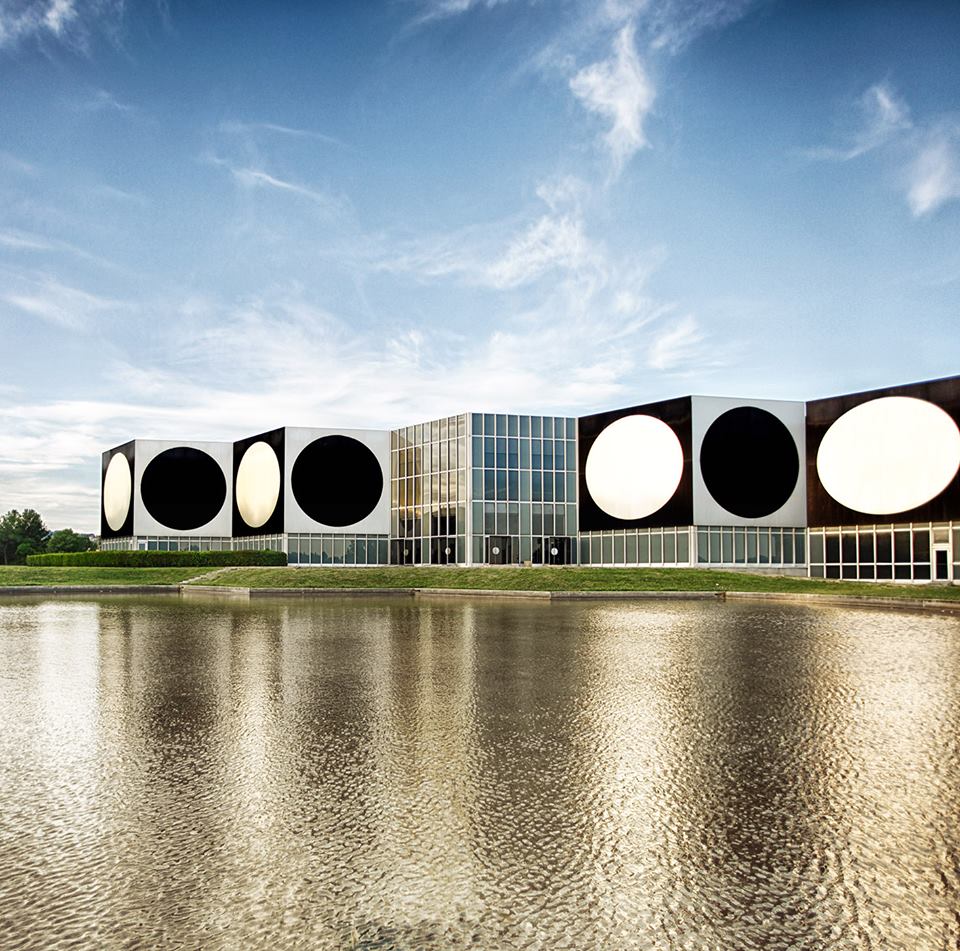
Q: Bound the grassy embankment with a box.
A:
[0,566,201,586]
[189,566,960,600]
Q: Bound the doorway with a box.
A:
[933,544,952,581]
[485,536,514,565]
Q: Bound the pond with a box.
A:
[0,595,957,949]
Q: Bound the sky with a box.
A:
[1,0,959,531]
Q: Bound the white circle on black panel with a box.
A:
[236,441,281,528]
[141,447,227,530]
[103,453,132,531]
[585,414,684,520]
[291,435,383,527]
[699,406,800,518]
[817,396,960,515]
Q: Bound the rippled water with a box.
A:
[0,595,958,949]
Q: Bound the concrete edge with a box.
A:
[0,585,180,596]
[724,590,960,613]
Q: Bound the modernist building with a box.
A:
[99,374,960,581]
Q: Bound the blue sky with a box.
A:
[1,0,958,530]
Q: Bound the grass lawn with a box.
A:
[0,566,201,587]
[191,566,960,601]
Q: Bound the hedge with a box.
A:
[26,550,287,568]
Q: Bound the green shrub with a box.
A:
[26,550,287,568]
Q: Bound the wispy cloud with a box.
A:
[412,0,514,26]
[569,23,655,178]
[70,87,136,114]
[0,150,37,176]
[1,272,123,330]
[907,123,960,217]
[218,120,347,149]
[205,155,348,216]
[805,82,912,161]
[646,313,705,370]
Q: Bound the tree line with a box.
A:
[0,510,96,565]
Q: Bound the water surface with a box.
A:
[0,595,958,949]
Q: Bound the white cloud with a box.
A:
[205,155,347,216]
[218,120,346,149]
[907,126,960,217]
[0,0,119,49]
[413,0,514,25]
[1,274,122,330]
[569,23,655,177]
[806,82,912,161]
[646,313,705,370]
[485,214,596,288]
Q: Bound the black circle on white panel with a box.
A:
[700,407,799,518]
[141,447,227,530]
[291,435,383,527]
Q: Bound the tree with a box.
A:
[46,529,96,553]
[0,509,50,565]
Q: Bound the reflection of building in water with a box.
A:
[98,373,960,580]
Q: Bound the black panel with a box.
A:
[232,428,285,537]
[578,396,693,531]
[700,407,800,518]
[806,374,960,526]
[141,447,228,531]
[291,435,384,527]
[100,440,135,539]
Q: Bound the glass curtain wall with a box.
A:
[579,528,691,566]
[695,526,806,568]
[469,413,578,565]
[807,522,957,581]
[390,414,468,565]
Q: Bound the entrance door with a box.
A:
[544,537,571,565]
[485,535,513,565]
[933,545,951,581]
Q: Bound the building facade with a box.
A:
[99,374,960,581]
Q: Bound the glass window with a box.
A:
[356,539,366,563]
[458,416,466,438]
[664,532,676,563]
[651,533,663,563]
[531,416,541,437]
[543,472,554,502]
[543,507,554,536]
[580,536,590,564]
[472,468,483,499]
[876,531,892,562]
[555,507,566,535]
[913,530,930,563]
[566,440,576,470]
[614,535,625,564]
[626,533,638,563]
[554,472,565,503]
[697,529,709,563]
[508,415,518,437]
[826,534,840,562]
[520,470,531,501]
[554,440,565,470]
[758,530,769,564]
[440,418,448,441]
[721,529,733,563]
[532,505,542,535]
[566,418,576,439]
[532,471,542,501]
[531,439,542,468]
[496,470,506,500]
[543,417,553,438]
[484,504,496,534]
[431,420,440,442]
[496,503,508,535]
[543,441,554,470]
[746,529,758,563]
[471,413,483,435]
[508,503,519,535]
[677,531,689,564]
[771,531,782,563]
[601,534,613,563]
[496,437,506,468]
[520,503,531,534]
[508,470,518,500]
[484,413,494,435]
[496,414,506,437]
[508,438,519,469]
[734,530,745,564]
[343,539,355,565]
[520,416,530,437]
[842,534,856,563]
[795,532,805,564]
[520,439,530,469]
[484,469,495,501]
[894,531,911,563]
[566,471,576,503]
[520,536,532,561]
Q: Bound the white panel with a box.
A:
[284,427,390,534]
[817,396,960,515]
[103,453,132,531]
[236,441,281,529]
[132,439,233,537]
[585,415,684,520]
[691,396,807,527]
